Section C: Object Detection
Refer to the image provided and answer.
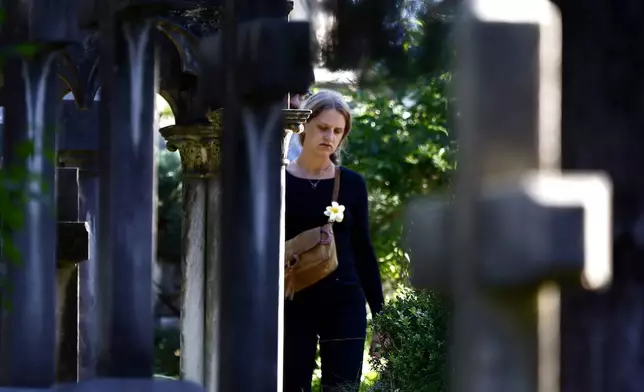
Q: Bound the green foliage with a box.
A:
[361,8,454,86]
[157,150,182,263]
[0,140,44,263]
[0,140,56,310]
[0,169,26,265]
[154,327,181,378]
[152,152,183,378]
[321,0,455,87]
[339,73,456,285]
[369,287,450,392]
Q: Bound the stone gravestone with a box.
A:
[404,1,612,391]
[57,97,101,381]
[54,167,90,382]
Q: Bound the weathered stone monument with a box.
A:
[57,96,101,381]
[161,112,222,389]
[405,0,613,391]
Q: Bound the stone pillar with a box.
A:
[95,16,158,378]
[279,108,310,384]
[0,45,59,391]
[161,109,307,390]
[160,115,221,391]
[204,172,221,392]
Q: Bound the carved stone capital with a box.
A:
[161,119,221,178]
[161,108,309,175]
[283,108,311,134]
[282,109,311,164]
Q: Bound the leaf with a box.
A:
[16,43,41,57]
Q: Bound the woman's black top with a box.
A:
[285,166,385,315]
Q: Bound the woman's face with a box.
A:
[302,109,346,159]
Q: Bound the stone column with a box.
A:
[95,16,158,377]
[279,108,311,385]
[0,45,59,391]
[204,168,221,392]
[160,115,221,391]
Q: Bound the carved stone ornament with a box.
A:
[206,108,223,130]
[283,108,311,134]
[161,108,310,176]
[161,115,222,178]
[208,107,309,133]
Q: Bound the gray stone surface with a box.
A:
[405,2,609,392]
[0,378,206,392]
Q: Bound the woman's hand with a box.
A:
[369,332,385,361]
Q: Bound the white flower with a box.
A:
[324,201,345,223]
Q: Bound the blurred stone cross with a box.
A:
[404,1,613,392]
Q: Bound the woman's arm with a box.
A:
[351,173,385,315]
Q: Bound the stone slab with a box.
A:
[0,378,205,392]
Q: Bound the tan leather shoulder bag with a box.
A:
[284,167,341,299]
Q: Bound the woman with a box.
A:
[284,90,385,392]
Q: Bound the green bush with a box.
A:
[369,287,450,392]
[154,327,180,378]
[157,150,182,264]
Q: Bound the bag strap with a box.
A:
[332,166,341,202]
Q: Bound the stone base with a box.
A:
[0,378,205,392]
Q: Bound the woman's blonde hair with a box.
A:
[299,89,352,164]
